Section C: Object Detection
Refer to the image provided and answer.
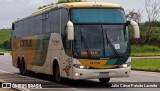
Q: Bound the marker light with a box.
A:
[75,72,79,76]
[73,64,89,69]
[119,62,131,68]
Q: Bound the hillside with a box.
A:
[0,29,11,44]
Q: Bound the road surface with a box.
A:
[0,54,160,91]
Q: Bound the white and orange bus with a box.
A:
[12,2,140,84]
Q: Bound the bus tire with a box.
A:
[55,63,62,83]
[19,60,26,75]
[99,78,110,84]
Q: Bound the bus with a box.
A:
[12,2,140,84]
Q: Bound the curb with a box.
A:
[132,68,160,72]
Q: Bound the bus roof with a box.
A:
[64,2,122,8]
[13,2,122,23]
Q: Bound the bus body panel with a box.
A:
[12,32,73,78]
[12,2,133,81]
[71,57,131,79]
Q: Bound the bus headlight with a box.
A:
[119,62,131,68]
[73,64,89,69]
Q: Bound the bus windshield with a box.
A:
[71,8,126,23]
[73,25,129,58]
[72,8,129,58]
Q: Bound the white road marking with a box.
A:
[0,69,85,91]
[132,71,160,78]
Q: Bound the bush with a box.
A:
[2,40,11,49]
[131,45,160,53]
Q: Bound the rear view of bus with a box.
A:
[66,2,140,83]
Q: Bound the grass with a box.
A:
[131,45,160,56]
[131,45,160,53]
[0,29,11,44]
[131,58,160,71]
[131,53,160,56]
[0,48,11,53]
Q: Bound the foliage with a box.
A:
[38,3,54,10]
[144,21,160,27]
[132,58,160,71]
[131,45,160,53]
[58,0,84,3]
[0,48,11,53]
[38,0,86,10]
[0,29,11,49]
[126,0,160,45]
[2,40,11,49]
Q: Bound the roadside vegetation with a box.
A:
[131,45,160,56]
[132,58,160,72]
[0,29,11,53]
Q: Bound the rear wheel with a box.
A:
[19,60,31,75]
[19,60,26,75]
[55,63,62,83]
[99,78,110,84]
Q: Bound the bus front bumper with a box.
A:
[72,67,131,80]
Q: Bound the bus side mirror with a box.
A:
[129,20,140,39]
[12,23,15,30]
[67,21,74,40]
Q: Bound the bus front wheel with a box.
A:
[99,78,110,84]
[55,63,62,83]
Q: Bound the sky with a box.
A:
[0,0,159,29]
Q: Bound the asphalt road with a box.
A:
[0,54,160,91]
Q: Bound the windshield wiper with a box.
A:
[103,27,119,57]
[80,29,91,58]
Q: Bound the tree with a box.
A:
[126,0,160,45]
[57,0,86,3]
[126,9,143,45]
[126,9,143,24]
[38,3,54,10]
[37,0,87,10]
[144,0,160,44]
[2,40,11,49]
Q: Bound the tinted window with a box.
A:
[71,8,126,23]
[28,17,35,35]
[13,22,18,37]
[35,15,42,35]
[23,19,29,36]
[61,8,68,35]
[15,21,22,37]
[50,9,60,33]
[45,13,50,33]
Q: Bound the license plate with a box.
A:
[99,72,109,77]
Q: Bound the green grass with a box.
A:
[0,29,11,44]
[131,45,160,56]
[132,58,160,71]
[131,45,160,53]
[0,48,11,53]
[131,53,160,56]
